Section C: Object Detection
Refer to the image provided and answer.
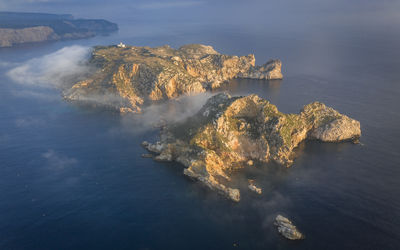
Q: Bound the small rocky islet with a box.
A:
[275,215,304,240]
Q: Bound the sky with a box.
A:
[2,0,400,26]
[1,0,400,46]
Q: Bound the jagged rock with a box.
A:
[274,215,304,240]
[248,180,262,194]
[144,93,361,202]
[237,60,282,80]
[63,44,283,112]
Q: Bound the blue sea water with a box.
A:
[1,1,400,249]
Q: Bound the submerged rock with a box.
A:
[63,44,282,112]
[274,215,304,240]
[143,93,361,202]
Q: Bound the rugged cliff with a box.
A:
[63,44,282,113]
[0,12,118,47]
[0,26,58,47]
[142,93,361,201]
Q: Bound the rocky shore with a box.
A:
[63,44,282,113]
[142,93,361,201]
[275,215,304,240]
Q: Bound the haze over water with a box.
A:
[1,1,400,249]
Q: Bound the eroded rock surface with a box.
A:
[248,180,262,194]
[143,93,361,201]
[63,44,282,113]
[275,215,304,240]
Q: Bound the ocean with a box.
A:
[1,1,400,249]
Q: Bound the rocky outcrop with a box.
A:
[142,93,361,201]
[248,180,262,194]
[274,215,304,240]
[237,60,282,80]
[63,44,283,113]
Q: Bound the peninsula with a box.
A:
[0,12,118,47]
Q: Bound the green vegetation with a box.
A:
[279,114,303,147]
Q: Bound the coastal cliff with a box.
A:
[0,26,58,47]
[0,12,118,47]
[142,93,361,201]
[63,44,282,113]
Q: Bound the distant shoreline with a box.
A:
[0,12,118,47]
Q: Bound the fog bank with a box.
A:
[7,45,91,89]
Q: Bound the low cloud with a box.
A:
[7,45,92,89]
[139,92,213,125]
[257,191,292,228]
[0,60,17,68]
[109,92,215,136]
[10,89,60,101]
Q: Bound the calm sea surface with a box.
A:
[1,2,400,249]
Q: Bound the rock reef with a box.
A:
[63,44,282,113]
[142,93,361,201]
[274,215,304,240]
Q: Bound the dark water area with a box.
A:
[1,1,400,249]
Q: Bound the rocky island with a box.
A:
[63,44,282,112]
[275,215,304,240]
[0,12,118,47]
[60,42,359,203]
[142,93,361,202]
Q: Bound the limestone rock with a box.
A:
[63,44,283,112]
[144,93,361,202]
[238,60,283,80]
[274,215,304,240]
[248,180,262,194]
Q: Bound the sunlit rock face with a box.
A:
[143,93,361,202]
[274,215,304,240]
[63,44,282,113]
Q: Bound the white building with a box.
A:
[117,42,126,48]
